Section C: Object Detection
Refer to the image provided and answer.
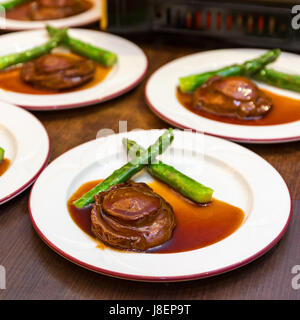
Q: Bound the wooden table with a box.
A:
[0,31,299,300]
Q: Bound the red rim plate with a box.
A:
[145,85,300,144]
[0,108,51,205]
[27,154,293,282]
[18,60,149,111]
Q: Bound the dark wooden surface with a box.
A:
[0,31,299,300]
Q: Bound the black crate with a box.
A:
[104,0,300,51]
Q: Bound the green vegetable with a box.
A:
[252,68,300,93]
[46,25,118,67]
[0,27,67,70]
[73,129,174,208]
[148,162,214,203]
[0,147,4,162]
[124,139,214,204]
[0,0,29,10]
[179,49,281,92]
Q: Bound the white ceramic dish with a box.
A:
[0,0,101,30]
[0,102,50,205]
[29,129,292,281]
[0,28,148,110]
[145,49,300,143]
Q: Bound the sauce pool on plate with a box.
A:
[177,87,300,126]
[67,179,245,254]
[0,53,112,95]
[0,159,10,176]
[6,0,93,21]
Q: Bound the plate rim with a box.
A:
[20,64,148,111]
[0,103,51,205]
[27,130,293,282]
[145,92,300,144]
[0,28,149,111]
[145,48,300,144]
[0,0,101,30]
[28,191,292,282]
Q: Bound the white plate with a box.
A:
[29,129,292,282]
[0,102,49,205]
[145,49,300,143]
[0,0,101,30]
[0,28,148,110]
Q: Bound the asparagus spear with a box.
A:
[46,25,118,67]
[179,49,281,92]
[124,139,213,204]
[0,0,29,10]
[252,68,300,93]
[73,129,174,208]
[148,162,213,203]
[0,27,67,70]
[0,147,4,162]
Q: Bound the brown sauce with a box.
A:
[6,0,93,21]
[67,179,245,254]
[6,1,34,20]
[0,159,10,176]
[0,53,112,95]
[177,87,300,126]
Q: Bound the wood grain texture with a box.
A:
[0,32,299,300]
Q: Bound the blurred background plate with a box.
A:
[145,48,300,144]
[0,102,50,205]
[0,28,148,110]
[0,0,101,30]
